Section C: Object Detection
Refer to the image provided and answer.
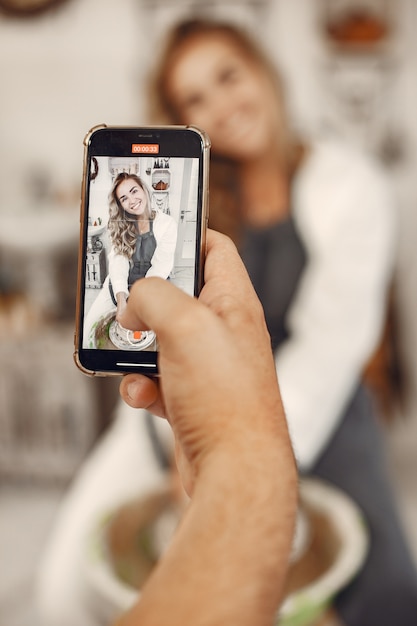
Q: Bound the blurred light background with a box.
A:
[1,0,417,624]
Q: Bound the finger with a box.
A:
[118,277,206,352]
[115,232,231,334]
[201,230,267,337]
[201,230,263,314]
[120,374,162,412]
[203,230,249,290]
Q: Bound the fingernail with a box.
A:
[127,380,138,401]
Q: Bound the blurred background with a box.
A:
[1,0,417,624]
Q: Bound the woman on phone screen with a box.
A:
[83,172,178,348]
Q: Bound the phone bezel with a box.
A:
[74,125,210,376]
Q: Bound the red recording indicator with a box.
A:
[132,143,159,154]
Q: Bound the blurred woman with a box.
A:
[37,18,417,626]
[83,172,178,347]
[145,17,417,626]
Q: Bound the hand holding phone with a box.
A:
[74,125,210,376]
[119,228,283,435]
[114,230,297,626]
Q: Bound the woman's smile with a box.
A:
[130,199,142,212]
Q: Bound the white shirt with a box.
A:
[276,140,397,471]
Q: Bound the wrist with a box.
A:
[198,431,297,506]
[186,436,298,620]
[193,401,295,486]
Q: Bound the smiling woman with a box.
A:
[143,16,417,626]
[83,172,178,348]
[148,18,295,238]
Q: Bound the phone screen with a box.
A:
[74,126,210,376]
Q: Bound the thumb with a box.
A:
[118,277,204,351]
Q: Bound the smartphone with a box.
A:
[74,125,210,376]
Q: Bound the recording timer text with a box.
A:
[131,144,159,154]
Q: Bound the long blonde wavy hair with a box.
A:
[107,172,154,259]
[146,17,301,244]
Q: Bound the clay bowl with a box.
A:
[83,478,368,625]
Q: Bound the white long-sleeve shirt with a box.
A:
[109,211,178,296]
[277,140,396,471]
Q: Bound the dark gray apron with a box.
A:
[240,217,417,626]
[128,220,157,288]
[109,220,156,305]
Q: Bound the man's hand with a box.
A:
[119,230,286,491]
[117,230,297,626]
